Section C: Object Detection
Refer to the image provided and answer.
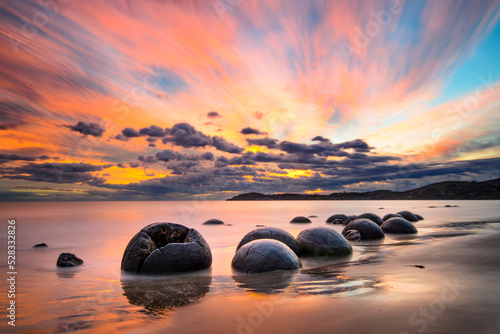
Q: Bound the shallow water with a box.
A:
[0,200,499,333]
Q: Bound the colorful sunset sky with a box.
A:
[1,0,499,201]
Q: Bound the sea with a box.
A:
[0,200,499,334]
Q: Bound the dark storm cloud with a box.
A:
[163,122,212,148]
[312,136,330,142]
[65,121,105,137]
[246,138,279,149]
[0,162,111,184]
[207,111,221,118]
[121,127,141,138]
[212,136,244,154]
[0,153,51,164]
[240,127,265,135]
[139,125,165,137]
[0,123,22,130]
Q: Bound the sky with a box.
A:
[0,0,499,201]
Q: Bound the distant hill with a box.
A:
[226,178,500,201]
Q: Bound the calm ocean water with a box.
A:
[0,200,499,333]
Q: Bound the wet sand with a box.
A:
[136,219,500,334]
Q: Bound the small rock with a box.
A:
[33,243,48,248]
[414,214,424,220]
[344,230,361,241]
[57,253,83,267]
[290,216,312,224]
[202,218,224,225]
[308,215,318,218]
[255,224,265,227]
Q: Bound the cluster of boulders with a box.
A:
[325,210,422,240]
[118,210,422,276]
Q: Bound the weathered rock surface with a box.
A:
[202,218,224,225]
[57,253,83,267]
[397,210,419,222]
[342,219,385,240]
[290,216,312,224]
[356,213,383,226]
[231,239,301,273]
[383,213,403,221]
[121,222,212,274]
[326,214,348,224]
[381,218,418,234]
[297,227,352,257]
[236,227,300,256]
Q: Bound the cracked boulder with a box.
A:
[236,227,300,256]
[342,218,385,240]
[231,239,301,273]
[121,222,212,274]
[356,213,384,226]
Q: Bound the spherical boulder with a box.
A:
[231,239,301,273]
[57,253,83,267]
[383,213,403,222]
[290,216,312,224]
[415,214,424,220]
[397,211,419,222]
[326,214,348,224]
[356,213,383,226]
[297,227,352,257]
[381,218,418,234]
[202,218,224,225]
[236,227,300,256]
[121,222,212,274]
[342,218,385,240]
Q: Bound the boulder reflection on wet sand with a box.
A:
[232,270,295,294]
[121,275,212,315]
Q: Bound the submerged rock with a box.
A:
[57,253,83,267]
[397,210,419,222]
[383,213,403,221]
[236,227,300,256]
[342,219,385,240]
[381,218,418,234]
[326,214,348,224]
[202,218,224,225]
[231,239,301,273]
[290,216,312,224]
[356,213,383,226]
[297,227,352,257]
[121,222,212,274]
[33,243,48,248]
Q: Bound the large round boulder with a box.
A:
[231,239,301,273]
[381,218,418,234]
[202,218,224,225]
[383,213,403,222]
[326,214,348,224]
[121,222,212,274]
[397,211,419,222]
[342,218,385,240]
[236,227,300,256]
[290,216,312,224]
[356,213,383,226]
[297,227,352,257]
